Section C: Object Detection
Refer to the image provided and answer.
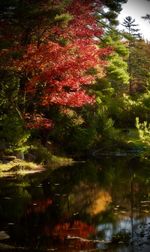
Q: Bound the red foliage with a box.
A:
[24,113,53,129]
[52,0,103,40]
[2,0,111,128]
[44,220,95,240]
[15,1,110,104]
[43,219,96,250]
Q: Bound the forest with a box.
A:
[1,1,150,251]
[0,0,150,169]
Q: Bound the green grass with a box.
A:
[0,158,44,177]
[0,154,74,177]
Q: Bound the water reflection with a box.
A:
[88,190,112,215]
[0,157,150,251]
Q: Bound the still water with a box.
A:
[0,157,150,251]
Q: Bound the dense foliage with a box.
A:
[0,0,150,159]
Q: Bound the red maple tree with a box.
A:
[3,0,111,128]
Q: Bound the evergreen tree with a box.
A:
[128,40,150,93]
[122,16,141,94]
[98,0,128,27]
[100,31,129,94]
[122,16,141,39]
[142,0,150,23]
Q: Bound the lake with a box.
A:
[0,157,150,251]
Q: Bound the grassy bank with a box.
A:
[0,155,74,177]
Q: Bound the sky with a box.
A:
[118,0,150,41]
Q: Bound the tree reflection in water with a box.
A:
[0,157,150,251]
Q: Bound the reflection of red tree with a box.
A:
[44,220,95,240]
[26,198,53,214]
[44,220,96,249]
